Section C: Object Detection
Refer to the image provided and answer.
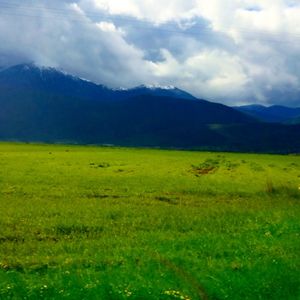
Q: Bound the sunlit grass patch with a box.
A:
[0,142,299,299]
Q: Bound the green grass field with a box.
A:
[0,143,299,299]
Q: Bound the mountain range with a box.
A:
[235,104,300,124]
[0,63,299,153]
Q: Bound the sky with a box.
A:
[0,0,300,106]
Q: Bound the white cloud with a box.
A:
[152,49,250,102]
[96,21,117,32]
[0,0,299,106]
[91,0,199,23]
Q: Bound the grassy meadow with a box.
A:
[0,142,299,299]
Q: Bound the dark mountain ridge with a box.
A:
[0,63,197,101]
[235,104,300,123]
[1,63,300,153]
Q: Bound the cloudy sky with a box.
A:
[0,0,300,106]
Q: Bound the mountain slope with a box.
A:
[0,90,255,148]
[287,116,300,124]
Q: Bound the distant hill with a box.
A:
[235,104,300,123]
[1,63,300,153]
